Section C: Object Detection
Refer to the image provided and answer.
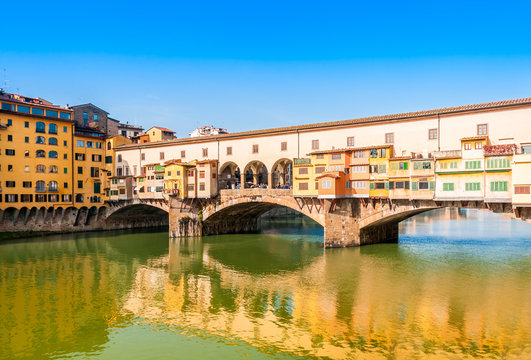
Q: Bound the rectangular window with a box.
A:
[298,167,308,175]
[370,182,375,190]
[8,135,12,141]
[83,112,88,120]
[117,154,122,162]
[429,129,438,140]
[375,182,385,189]
[92,154,102,162]
[312,140,319,150]
[24,121,29,127]
[181,150,186,158]
[32,107,44,116]
[331,153,341,160]
[77,180,83,189]
[90,167,99,177]
[141,153,145,161]
[199,183,205,191]
[477,124,488,136]
[353,165,367,173]
[464,143,472,150]
[227,147,232,155]
[354,151,365,158]
[281,142,287,151]
[63,140,67,147]
[346,181,351,189]
[315,167,325,174]
[252,144,259,153]
[490,181,508,192]
[60,112,71,119]
[352,181,366,189]
[378,165,386,173]
[385,133,394,144]
[465,160,481,169]
[76,140,85,147]
[321,180,332,189]
[316,154,324,159]
[21,194,33,202]
[515,185,530,194]
[5,194,18,203]
[23,181,32,188]
[46,110,58,117]
[347,137,355,146]
[443,183,455,191]
[160,152,165,160]
[75,153,85,161]
[475,142,482,149]
[105,156,112,164]
[63,126,68,132]
[25,136,29,143]
[298,182,308,190]
[1,103,14,111]
[6,181,15,187]
[187,184,194,191]
[18,105,30,113]
[64,168,68,174]
[465,182,481,191]
[202,148,208,157]
[77,166,83,174]
[6,149,15,156]
[199,171,205,178]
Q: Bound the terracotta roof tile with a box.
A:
[116,97,531,150]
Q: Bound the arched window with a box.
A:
[36,136,46,144]
[48,181,58,192]
[36,150,46,158]
[36,164,46,173]
[107,142,111,150]
[36,122,45,133]
[48,137,58,145]
[75,194,84,203]
[48,151,58,159]
[36,180,46,192]
[49,165,58,173]
[49,123,58,134]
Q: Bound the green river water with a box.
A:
[0,208,530,359]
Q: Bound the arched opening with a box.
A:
[105,204,169,230]
[271,158,293,189]
[243,161,268,188]
[202,202,323,236]
[219,161,241,190]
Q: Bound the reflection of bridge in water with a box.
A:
[122,237,531,359]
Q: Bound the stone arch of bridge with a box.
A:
[243,160,268,188]
[201,194,325,235]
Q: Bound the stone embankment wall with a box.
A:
[0,205,169,238]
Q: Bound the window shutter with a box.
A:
[370,182,375,190]
[405,181,410,189]
[429,181,435,190]
[412,182,418,191]
[385,182,389,190]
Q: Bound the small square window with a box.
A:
[347,137,354,146]
[312,140,319,150]
[428,129,438,140]
[477,124,488,136]
[385,133,394,144]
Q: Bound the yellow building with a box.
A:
[0,92,74,209]
[512,148,531,206]
[484,144,515,203]
[292,154,326,197]
[164,160,194,198]
[435,137,489,201]
[73,129,106,205]
[145,126,175,142]
[410,157,435,199]
[368,145,392,198]
[388,157,410,199]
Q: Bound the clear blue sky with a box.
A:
[2,0,531,137]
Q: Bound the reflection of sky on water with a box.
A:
[260,217,324,243]
[399,208,531,261]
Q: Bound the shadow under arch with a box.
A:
[202,201,324,236]
[104,203,169,229]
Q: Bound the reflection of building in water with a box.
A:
[0,240,135,359]
[122,238,531,359]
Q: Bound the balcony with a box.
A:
[294,158,311,166]
[433,150,462,159]
[484,144,517,156]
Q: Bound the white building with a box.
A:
[190,125,228,137]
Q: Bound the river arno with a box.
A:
[0,209,530,360]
